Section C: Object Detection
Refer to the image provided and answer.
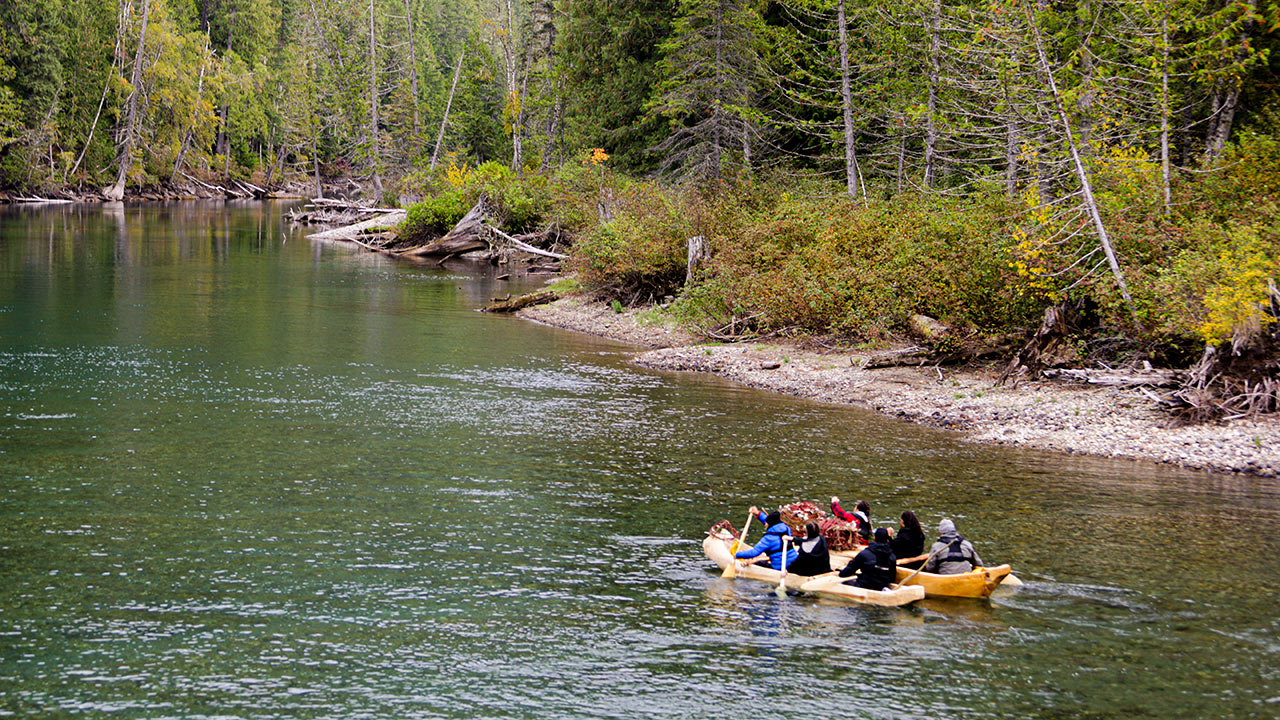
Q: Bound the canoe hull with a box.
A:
[829,550,1013,599]
[703,535,925,607]
[893,564,1012,599]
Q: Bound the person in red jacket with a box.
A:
[830,496,871,544]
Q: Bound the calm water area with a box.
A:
[1,202,1278,718]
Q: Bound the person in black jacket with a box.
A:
[838,527,897,590]
[890,510,926,570]
[786,522,831,576]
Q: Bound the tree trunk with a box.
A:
[398,199,491,257]
[924,0,940,189]
[215,13,235,176]
[403,0,421,137]
[1206,0,1254,160]
[711,0,724,181]
[1005,92,1019,198]
[312,131,322,198]
[1025,1,1134,311]
[512,57,530,171]
[541,79,563,172]
[173,44,209,181]
[837,0,862,202]
[1074,0,1095,155]
[1159,10,1171,215]
[367,0,383,197]
[103,0,152,201]
[430,50,465,170]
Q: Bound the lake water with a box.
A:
[1,202,1278,718]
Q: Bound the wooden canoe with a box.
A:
[702,534,925,607]
[830,550,1014,599]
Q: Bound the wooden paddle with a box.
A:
[892,544,946,589]
[721,511,754,579]
[774,536,791,597]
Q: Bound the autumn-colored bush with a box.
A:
[672,183,1035,341]
[569,182,695,302]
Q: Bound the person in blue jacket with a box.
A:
[734,506,798,570]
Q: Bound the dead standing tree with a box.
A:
[104,0,152,201]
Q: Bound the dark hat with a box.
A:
[873,527,891,543]
[766,510,782,527]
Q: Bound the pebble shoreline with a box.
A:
[520,296,1280,478]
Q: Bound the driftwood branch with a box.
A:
[484,223,567,259]
[481,289,557,313]
[1041,368,1184,387]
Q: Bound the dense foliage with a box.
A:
[2,0,1278,367]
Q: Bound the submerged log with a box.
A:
[481,289,557,313]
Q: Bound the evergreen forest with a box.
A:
[3,0,1279,417]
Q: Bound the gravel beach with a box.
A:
[521,295,1280,477]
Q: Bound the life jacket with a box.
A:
[867,543,896,588]
[936,535,972,566]
[851,542,896,590]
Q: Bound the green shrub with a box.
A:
[399,189,469,242]
[570,182,694,301]
[680,186,1033,340]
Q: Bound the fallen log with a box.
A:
[481,289,557,313]
[862,346,934,369]
[13,196,74,204]
[397,198,490,257]
[309,209,408,241]
[1041,368,1184,387]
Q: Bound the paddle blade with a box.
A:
[721,560,739,579]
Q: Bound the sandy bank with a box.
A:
[521,296,1280,478]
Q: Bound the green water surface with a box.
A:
[1,202,1277,719]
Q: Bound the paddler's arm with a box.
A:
[968,543,984,568]
[830,496,854,522]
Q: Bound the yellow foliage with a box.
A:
[583,148,609,166]
[1198,237,1278,343]
[444,160,473,189]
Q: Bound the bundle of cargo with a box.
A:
[818,516,863,552]
[779,500,863,552]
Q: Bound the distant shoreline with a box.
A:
[520,295,1280,478]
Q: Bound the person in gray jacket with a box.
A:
[923,518,984,575]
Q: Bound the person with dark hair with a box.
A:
[830,496,871,543]
[923,518,985,575]
[734,506,798,571]
[891,510,927,569]
[785,521,831,576]
[838,527,897,590]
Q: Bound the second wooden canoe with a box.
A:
[830,550,1014,599]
